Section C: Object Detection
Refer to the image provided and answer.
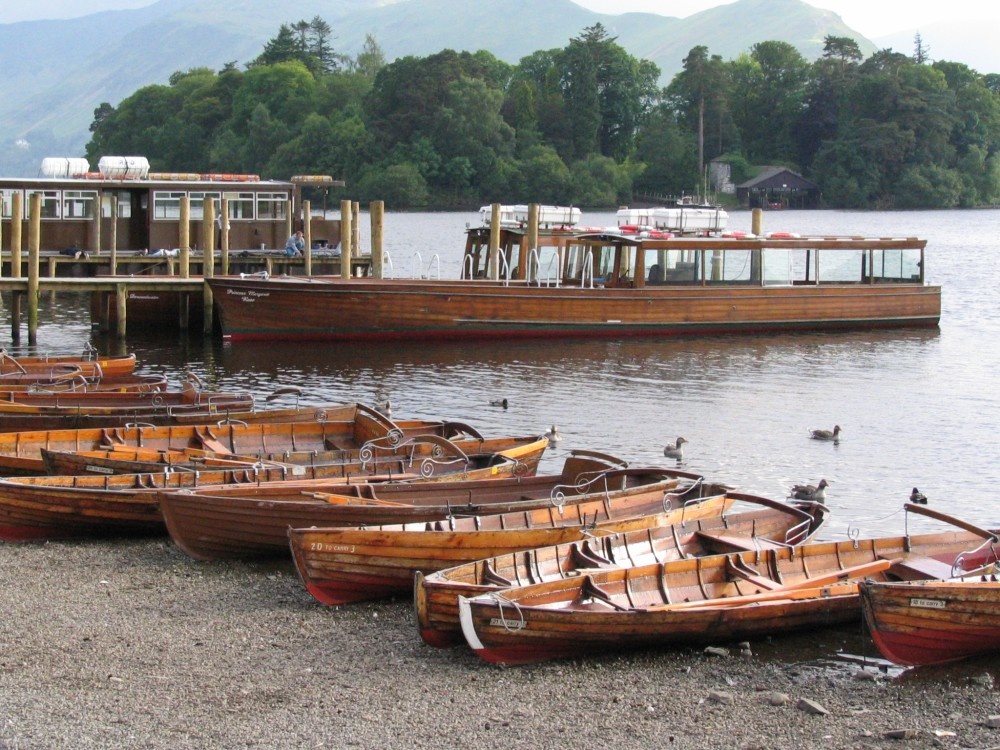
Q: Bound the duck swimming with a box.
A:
[663,437,688,460]
[489,398,509,409]
[791,478,828,503]
[544,425,561,444]
[909,487,928,504]
[809,425,842,442]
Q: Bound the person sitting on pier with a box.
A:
[285,230,305,257]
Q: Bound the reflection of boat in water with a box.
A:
[208,204,940,342]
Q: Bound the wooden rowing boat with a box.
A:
[0,436,545,541]
[286,474,724,603]
[164,455,700,561]
[0,403,480,475]
[0,378,257,431]
[860,574,1000,666]
[457,505,1000,664]
[0,348,137,379]
[0,373,168,394]
[414,492,828,647]
[208,226,939,342]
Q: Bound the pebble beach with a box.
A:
[3,537,1000,749]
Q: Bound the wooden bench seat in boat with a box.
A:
[888,556,960,581]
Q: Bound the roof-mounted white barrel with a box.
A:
[98,156,150,179]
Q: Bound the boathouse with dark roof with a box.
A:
[736,167,821,209]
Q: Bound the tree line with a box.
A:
[86,18,1000,209]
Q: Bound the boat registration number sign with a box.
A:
[909,597,946,609]
[85,465,115,475]
[307,543,355,554]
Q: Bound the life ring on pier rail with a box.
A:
[766,231,800,239]
[200,173,261,182]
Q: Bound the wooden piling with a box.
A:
[27,192,41,344]
[116,283,127,339]
[220,198,230,275]
[303,199,312,276]
[179,196,190,280]
[525,204,539,280]
[203,198,215,334]
[109,195,119,275]
[352,201,360,274]
[341,200,352,280]
[10,192,22,279]
[91,194,101,256]
[752,208,763,237]
[488,204,500,280]
[370,201,384,279]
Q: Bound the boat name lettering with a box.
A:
[909,597,946,609]
[85,465,115,475]
[489,617,524,630]
[308,543,355,553]
[226,289,271,301]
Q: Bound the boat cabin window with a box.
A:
[62,190,97,219]
[101,191,132,219]
[153,191,185,220]
[188,192,221,220]
[257,192,289,221]
[0,190,20,219]
[38,190,61,219]
[642,249,700,284]
[225,191,255,221]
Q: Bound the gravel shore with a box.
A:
[2,537,1000,750]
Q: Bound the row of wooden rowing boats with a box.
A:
[0,349,996,669]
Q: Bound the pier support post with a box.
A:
[303,199,312,276]
[91,194,101,256]
[751,208,763,237]
[220,198,230,275]
[488,204,500,280]
[179,196,191,280]
[10,192,22,280]
[370,201,384,279]
[27,192,41,345]
[340,200,352,280]
[352,201,360,275]
[525,204,539,281]
[203,199,216,335]
[109,195,119,275]
[116,283,127,339]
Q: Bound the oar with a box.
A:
[905,502,999,542]
[644,558,895,612]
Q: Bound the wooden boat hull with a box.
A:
[0,443,541,542]
[166,463,701,561]
[860,579,1000,666]
[414,494,828,647]
[0,352,136,379]
[288,487,726,605]
[207,276,941,342]
[40,432,545,477]
[0,403,470,475]
[457,528,1000,665]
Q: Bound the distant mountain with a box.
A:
[0,0,877,176]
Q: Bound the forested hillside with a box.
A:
[87,20,1000,209]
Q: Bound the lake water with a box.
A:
[5,207,1000,543]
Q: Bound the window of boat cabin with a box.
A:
[225,192,255,220]
[188,192,220,220]
[37,190,61,219]
[62,190,97,219]
[100,191,132,219]
[153,192,184,220]
[257,192,288,220]
[0,190,20,219]
[642,248,701,283]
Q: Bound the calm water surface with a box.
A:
[5,208,1000,544]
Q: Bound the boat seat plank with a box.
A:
[695,529,783,553]
[889,556,959,581]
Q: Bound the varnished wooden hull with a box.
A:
[414,494,828,647]
[0,352,136,379]
[0,385,255,432]
[0,374,167,393]
[288,486,725,605]
[860,579,1000,666]
[208,276,941,342]
[0,403,462,475]
[165,464,698,561]
[458,529,1000,665]
[0,443,542,542]
[40,433,545,477]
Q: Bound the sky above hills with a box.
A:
[0,0,994,36]
[1,0,996,71]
